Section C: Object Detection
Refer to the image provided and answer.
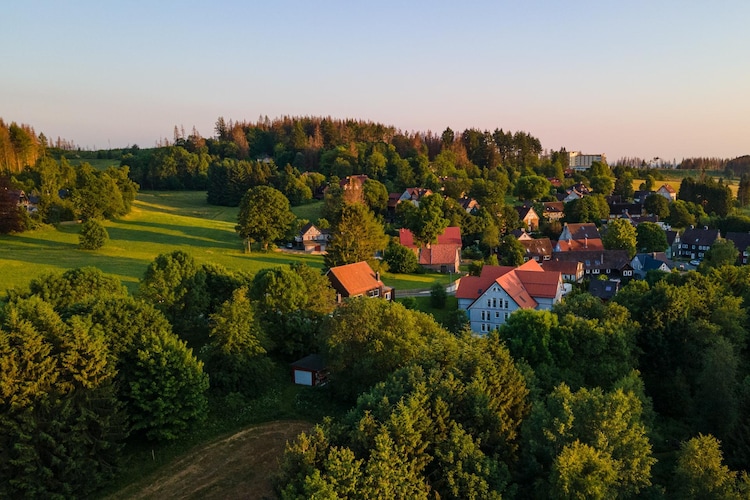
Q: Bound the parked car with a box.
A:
[689,259,701,266]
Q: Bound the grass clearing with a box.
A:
[291,199,324,222]
[0,191,448,295]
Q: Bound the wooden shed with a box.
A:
[290,354,328,387]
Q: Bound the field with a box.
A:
[0,191,450,295]
[633,169,739,197]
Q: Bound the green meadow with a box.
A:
[0,191,449,296]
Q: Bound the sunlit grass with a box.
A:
[0,191,448,296]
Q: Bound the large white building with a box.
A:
[456,260,564,335]
[569,152,607,172]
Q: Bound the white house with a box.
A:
[456,260,564,335]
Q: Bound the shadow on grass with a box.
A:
[105,224,238,250]
[225,252,326,269]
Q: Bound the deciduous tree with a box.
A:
[236,185,296,251]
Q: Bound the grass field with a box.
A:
[0,191,451,296]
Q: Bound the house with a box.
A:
[295,222,330,252]
[541,201,565,221]
[588,279,621,301]
[291,354,327,386]
[551,249,634,278]
[554,223,604,252]
[607,202,644,221]
[657,184,677,202]
[326,261,393,302]
[630,252,673,278]
[541,259,585,283]
[547,177,563,188]
[456,260,564,334]
[399,187,434,206]
[516,205,540,231]
[458,196,480,213]
[724,232,750,265]
[560,188,585,203]
[399,226,462,273]
[676,226,721,260]
[666,230,680,259]
[520,237,553,262]
[633,190,653,203]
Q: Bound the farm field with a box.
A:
[0,191,450,295]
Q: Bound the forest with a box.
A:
[2,116,750,498]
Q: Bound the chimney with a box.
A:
[375,271,381,282]
[584,236,588,248]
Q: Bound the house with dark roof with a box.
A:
[541,201,565,221]
[541,259,585,283]
[550,249,634,279]
[630,252,674,278]
[676,226,721,260]
[456,260,564,334]
[326,261,393,302]
[725,232,750,265]
[666,230,680,259]
[399,187,434,206]
[516,205,540,231]
[588,278,621,301]
[520,237,553,262]
[458,196,480,213]
[399,226,462,273]
[295,222,330,252]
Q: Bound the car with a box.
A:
[689,259,701,266]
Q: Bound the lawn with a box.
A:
[0,191,448,295]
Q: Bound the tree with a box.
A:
[119,327,209,441]
[564,195,609,224]
[498,234,525,266]
[384,240,419,274]
[644,193,670,219]
[0,175,25,234]
[236,185,295,251]
[738,174,750,207]
[613,173,634,200]
[515,175,552,201]
[203,287,272,395]
[673,434,745,499]
[636,221,668,253]
[700,239,739,271]
[363,178,388,215]
[590,175,615,196]
[403,193,449,247]
[551,441,618,500]
[27,266,128,313]
[430,282,447,308]
[668,199,697,228]
[602,218,636,258]
[78,218,109,250]
[324,203,388,268]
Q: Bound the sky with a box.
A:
[2,1,749,162]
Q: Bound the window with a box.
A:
[487,299,491,307]
[495,311,500,318]
[368,288,380,297]
[504,312,509,320]
[492,298,497,308]
[481,323,486,332]
[593,269,600,274]
[504,299,509,309]
[481,310,486,321]
[623,270,632,276]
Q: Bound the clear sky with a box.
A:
[2,1,749,162]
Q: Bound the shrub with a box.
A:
[79,219,109,250]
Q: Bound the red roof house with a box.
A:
[399,226,462,273]
[326,261,393,302]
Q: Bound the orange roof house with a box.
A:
[399,226,462,273]
[326,261,393,302]
[554,223,604,252]
[456,260,564,335]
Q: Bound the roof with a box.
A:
[589,279,621,300]
[541,260,582,275]
[555,238,604,252]
[542,201,564,213]
[666,230,679,246]
[326,261,384,296]
[291,354,327,371]
[399,226,462,248]
[681,227,720,247]
[516,205,538,220]
[564,223,602,240]
[551,249,632,271]
[457,260,561,309]
[419,244,460,266]
[520,237,553,257]
[725,232,750,253]
[658,184,676,193]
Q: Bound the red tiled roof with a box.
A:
[555,238,604,252]
[658,184,676,193]
[497,271,538,309]
[326,261,383,296]
[541,260,581,275]
[515,270,561,298]
[419,244,460,266]
[455,266,515,299]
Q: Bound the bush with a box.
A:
[79,219,109,250]
[430,282,447,309]
[383,241,419,274]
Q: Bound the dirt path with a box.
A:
[106,420,311,500]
